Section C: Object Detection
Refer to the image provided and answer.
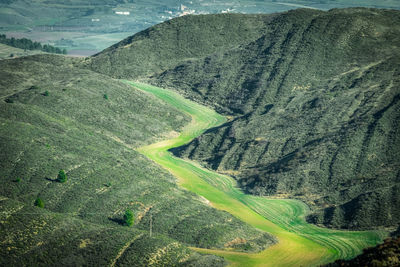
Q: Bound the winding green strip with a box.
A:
[126,81,386,266]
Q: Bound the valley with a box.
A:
[131,82,385,266]
[1,6,400,266]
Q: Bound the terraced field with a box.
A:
[127,81,387,266]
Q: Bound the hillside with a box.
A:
[0,43,44,59]
[90,8,400,230]
[0,54,275,266]
[86,13,276,78]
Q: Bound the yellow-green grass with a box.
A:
[126,81,386,266]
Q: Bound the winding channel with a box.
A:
[127,81,386,266]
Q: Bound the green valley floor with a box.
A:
[128,81,387,266]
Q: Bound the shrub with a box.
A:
[103,94,108,100]
[34,197,44,208]
[57,169,67,183]
[43,91,49,96]
[124,209,134,226]
[5,98,13,103]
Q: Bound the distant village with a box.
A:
[109,3,235,22]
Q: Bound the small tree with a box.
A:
[103,94,108,100]
[44,91,49,96]
[57,169,67,183]
[124,209,134,226]
[34,197,44,208]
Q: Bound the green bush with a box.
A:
[57,169,67,183]
[34,197,44,208]
[103,94,108,100]
[124,209,134,226]
[43,91,49,96]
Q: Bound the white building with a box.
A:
[115,11,130,15]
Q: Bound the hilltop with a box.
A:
[86,13,276,78]
[89,8,400,230]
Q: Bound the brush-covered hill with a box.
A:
[86,13,277,78]
[0,54,275,266]
[89,8,400,230]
